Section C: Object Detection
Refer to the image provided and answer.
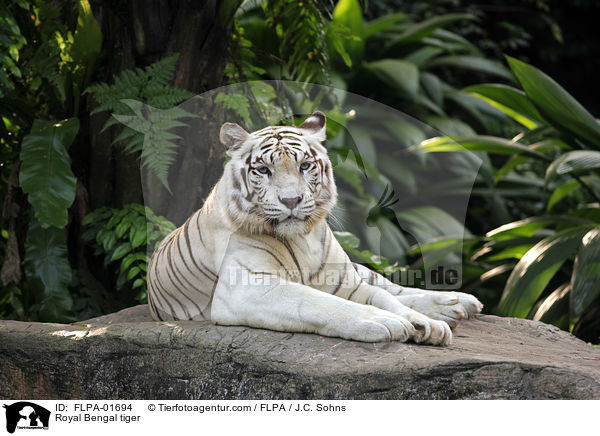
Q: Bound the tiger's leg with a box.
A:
[351,262,483,328]
[334,265,452,345]
[211,260,417,343]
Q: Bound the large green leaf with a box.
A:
[364,59,419,100]
[570,227,600,328]
[426,56,514,81]
[415,135,549,160]
[24,219,73,322]
[499,225,593,318]
[506,56,600,147]
[464,83,546,128]
[387,13,475,45]
[19,119,79,228]
[545,150,600,185]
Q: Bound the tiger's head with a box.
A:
[219,111,337,237]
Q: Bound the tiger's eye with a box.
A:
[299,162,311,171]
[257,166,271,175]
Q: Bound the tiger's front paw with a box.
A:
[321,307,416,343]
[397,291,483,329]
[402,311,452,346]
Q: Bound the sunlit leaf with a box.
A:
[464,84,546,125]
[533,283,570,330]
[415,135,549,160]
[486,216,591,240]
[473,236,541,261]
[545,150,600,185]
[332,0,364,64]
[499,225,593,318]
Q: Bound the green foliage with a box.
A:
[570,229,600,329]
[63,0,102,114]
[23,219,73,322]
[1,0,597,345]
[263,0,331,83]
[112,100,194,193]
[505,56,600,147]
[86,54,192,118]
[86,54,195,191]
[334,231,403,275]
[0,0,105,323]
[215,92,252,126]
[364,59,419,99]
[331,0,364,66]
[229,2,519,294]
[417,58,600,339]
[214,81,288,130]
[325,7,515,266]
[19,118,79,228]
[0,0,27,97]
[82,204,176,302]
[499,225,594,318]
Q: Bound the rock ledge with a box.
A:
[1,305,598,399]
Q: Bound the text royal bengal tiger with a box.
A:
[147,111,482,345]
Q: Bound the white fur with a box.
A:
[147,112,483,345]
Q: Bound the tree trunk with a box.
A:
[85,0,239,223]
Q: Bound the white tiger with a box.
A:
[147,111,482,345]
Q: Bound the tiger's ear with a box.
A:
[299,111,326,142]
[220,122,249,152]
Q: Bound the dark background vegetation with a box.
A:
[1,0,599,343]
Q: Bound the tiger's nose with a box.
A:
[279,195,302,210]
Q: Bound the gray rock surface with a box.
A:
[1,305,599,399]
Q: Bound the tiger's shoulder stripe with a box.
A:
[167,242,210,307]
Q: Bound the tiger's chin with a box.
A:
[271,216,310,237]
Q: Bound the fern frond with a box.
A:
[112,99,195,192]
[215,92,252,126]
[86,54,195,192]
